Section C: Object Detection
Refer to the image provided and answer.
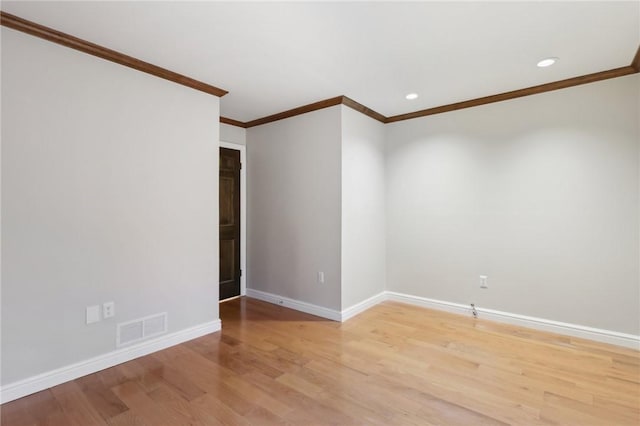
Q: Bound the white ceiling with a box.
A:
[3,1,639,122]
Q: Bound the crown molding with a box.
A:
[341,96,387,123]
[220,116,248,128]
[386,66,637,123]
[3,11,636,126]
[243,96,344,128]
[221,62,638,128]
[220,96,387,128]
[0,11,228,98]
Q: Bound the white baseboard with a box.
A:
[246,289,342,321]
[246,289,386,322]
[6,290,634,405]
[247,288,639,349]
[386,291,640,350]
[386,291,471,316]
[0,319,222,404]
[341,292,387,321]
[476,307,640,349]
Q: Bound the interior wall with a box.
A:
[1,29,220,385]
[341,106,386,309]
[246,106,342,310]
[220,123,246,145]
[385,74,640,335]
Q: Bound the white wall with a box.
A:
[220,123,246,146]
[1,29,220,384]
[246,106,342,310]
[386,74,640,335]
[341,106,386,309]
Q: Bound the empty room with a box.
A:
[1,1,639,425]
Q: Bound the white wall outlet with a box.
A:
[317,271,325,284]
[480,275,488,289]
[86,305,100,324]
[103,301,115,319]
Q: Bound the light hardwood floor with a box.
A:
[1,297,639,425]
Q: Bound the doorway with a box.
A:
[219,146,242,300]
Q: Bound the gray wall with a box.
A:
[246,106,342,310]
[1,28,220,384]
[341,106,386,309]
[220,123,247,146]
[385,74,640,334]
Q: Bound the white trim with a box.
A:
[6,291,633,406]
[341,292,387,321]
[219,141,247,296]
[476,306,640,349]
[386,291,471,316]
[0,320,221,404]
[246,289,342,321]
[386,291,640,350]
[244,289,639,349]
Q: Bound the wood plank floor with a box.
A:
[2,297,639,425]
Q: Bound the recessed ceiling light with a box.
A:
[537,57,558,68]
[405,93,418,100]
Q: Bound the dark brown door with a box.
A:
[219,147,241,300]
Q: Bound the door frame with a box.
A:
[219,141,246,297]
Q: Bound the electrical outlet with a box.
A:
[103,301,115,319]
[479,275,488,289]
